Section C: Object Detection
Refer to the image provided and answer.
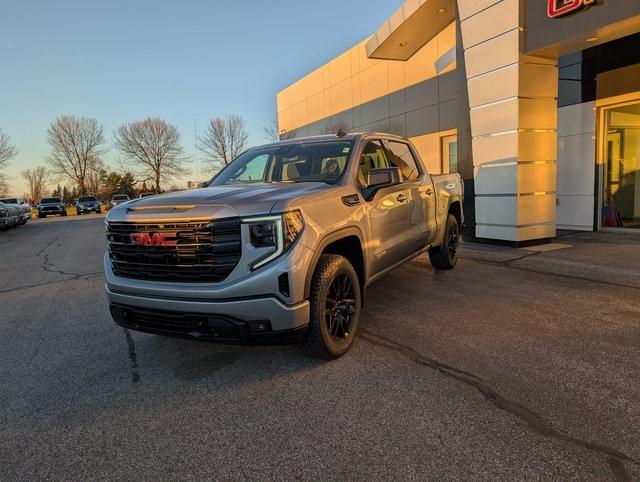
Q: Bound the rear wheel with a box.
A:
[302,254,361,359]
[429,214,460,270]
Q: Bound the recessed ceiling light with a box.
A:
[399,41,408,47]
[586,36,598,42]
[437,8,446,14]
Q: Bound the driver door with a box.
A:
[359,140,414,276]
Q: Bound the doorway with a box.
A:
[601,101,640,228]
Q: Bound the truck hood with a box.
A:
[106,182,331,223]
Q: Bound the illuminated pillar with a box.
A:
[458,0,558,242]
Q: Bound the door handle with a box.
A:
[396,193,407,203]
[425,187,434,195]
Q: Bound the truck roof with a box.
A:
[258,132,410,149]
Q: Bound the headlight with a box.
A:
[243,210,304,270]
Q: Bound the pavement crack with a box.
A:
[34,236,101,281]
[0,274,103,296]
[360,328,638,481]
[123,328,141,384]
[467,257,640,291]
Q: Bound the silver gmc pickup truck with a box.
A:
[105,133,463,359]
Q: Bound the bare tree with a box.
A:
[113,117,189,193]
[199,114,248,173]
[46,116,106,195]
[86,158,106,196]
[0,129,18,195]
[21,166,50,204]
[263,116,280,142]
[263,115,297,142]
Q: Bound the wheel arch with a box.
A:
[448,198,463,229]
[304,227,366,303]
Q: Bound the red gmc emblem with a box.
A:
[548,0,598,18]
[130,232,178,247]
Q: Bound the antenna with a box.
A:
[194,117,198,185]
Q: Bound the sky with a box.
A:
[0,0,396,195]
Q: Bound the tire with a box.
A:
[39,213,45,219]
[61,210,67,217]
[429,213,460,270]
[301,254,361,360]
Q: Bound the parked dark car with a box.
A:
[76,195,101,215]
[0,197,31,224]
[0,202,19,230]
[37,197,66,218]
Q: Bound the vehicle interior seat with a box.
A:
[358,154,376,185]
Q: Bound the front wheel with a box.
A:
[429,214,460,270]
[302,254,361,359]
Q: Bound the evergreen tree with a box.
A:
[62,186,70,204]
[119,172,136,198]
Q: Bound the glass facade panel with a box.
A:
[603,102,640,228]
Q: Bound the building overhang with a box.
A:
[365,0,456,61]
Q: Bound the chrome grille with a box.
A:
[107,219,242,283]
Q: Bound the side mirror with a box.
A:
[363,167,402,200]
[197,181,208,188]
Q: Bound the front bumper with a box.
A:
[39,207,64,215]
[107,288,310,343]
[78,205,100,212]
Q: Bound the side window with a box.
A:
[358,141,390,185]
[385,141,421,182]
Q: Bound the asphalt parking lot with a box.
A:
[1,215,639,480]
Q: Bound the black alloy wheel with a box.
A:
[302,254,361,359]
[325,274,357,342]
[446,220,459,260]
[428,213,460,270]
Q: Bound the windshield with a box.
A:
[79,196,97,202]
[210,140,354,186]
[0,198,18,204]
[41,198,61,204]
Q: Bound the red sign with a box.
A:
[130,232,177,247]
[548,0,598,18]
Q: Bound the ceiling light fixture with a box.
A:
[437,8,446,13]
[399,41,408,47]
[586,36,598,42]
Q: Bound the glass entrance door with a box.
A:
[602,102,640,228]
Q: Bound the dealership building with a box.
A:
[276,0,640,243]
